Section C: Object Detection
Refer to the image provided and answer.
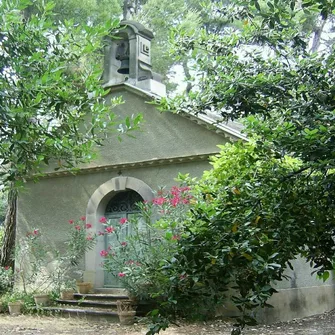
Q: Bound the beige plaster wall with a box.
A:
[220,261,335,324]
[42,87,228,174]
[258,284,335,323]
[17,160,211,252]
[90,89,226,167]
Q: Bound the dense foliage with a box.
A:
[144,0,335,333]
[0,0,141,267]
[0,0,132,187]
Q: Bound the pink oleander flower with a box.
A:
[152,197,165,205]
[80,216,86,221]
[75,225,81,231]
[99,216,107,223]
[105,226,115,234]
[119,217,128,225]
[121,242,127,247]
[171,235,181,241]
[4,266,10,270]
[118,272,125,278]
[181,186,191,192]
[69,219,74,224]
[125,260,135,265]
[85,223,92,229]
[170,186,180,196]
[33,229,39,235]
[98,231,105,236]
[86,235,93,241]
[100,250,108,257]
[170,196,180,207]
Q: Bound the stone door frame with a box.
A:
[85,176,154,288]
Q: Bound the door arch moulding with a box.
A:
[84,176,154,288]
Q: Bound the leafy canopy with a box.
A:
[0,0,141,188]
[147,0,335,333]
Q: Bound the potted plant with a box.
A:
[33,293,50,307]
[60,289,75,300]
[76,280,92,294]
[59,279,76,300]
[116,300,136,325]
[8,301,23,315]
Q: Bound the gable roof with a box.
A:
[109,82,247,142]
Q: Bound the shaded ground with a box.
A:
[0,310,334,334]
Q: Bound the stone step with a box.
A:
[73,293,129,301]
[94,288,128,295]
[56,299,119,310]
[42,306,119,322]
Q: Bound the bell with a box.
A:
[117,59,129,74]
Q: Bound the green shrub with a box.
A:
[0,291,35,313]
[0,266,14,295]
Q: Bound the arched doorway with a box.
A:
[85,177,154,288]
[104,190,143,287]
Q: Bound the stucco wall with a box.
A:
[88,89,226,167]
[17,160,211,252]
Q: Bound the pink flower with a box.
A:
[86,235,93,241]
[171,186,180,196]
[152,197,165,205]
[98,231,105,236]
[172,235,180,241]
[181,186,191,192]
[170,197,180,207]
[100,250,108,257]
[33,229,39,235]
[69,220,74,224]
[80,216,86,221]
[85,223,92,229]
[118,272,126,278]
[105,226,115,233]
[121,242,127,247]
[99,216,107,223]
[125,260,134,265]
[119,217,128,225]
[4,266,10,270]
[75,225,81,231]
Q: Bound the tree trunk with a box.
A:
[310,17,327,53]
[0,187,17,268]
[182,59,193,95]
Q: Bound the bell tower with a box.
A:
[103,20,166,96]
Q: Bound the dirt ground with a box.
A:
[0,310,334,335]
